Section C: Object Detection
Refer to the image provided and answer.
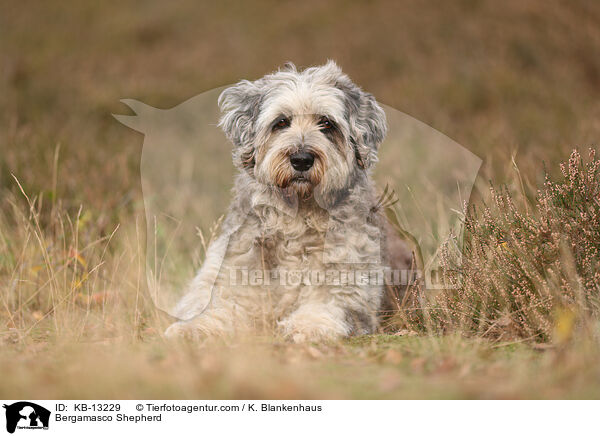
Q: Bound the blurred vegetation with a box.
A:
[2,0,600,210]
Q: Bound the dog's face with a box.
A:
[218,61,387,206]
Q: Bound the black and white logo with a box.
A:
[3,402,50,434]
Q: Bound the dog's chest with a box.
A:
[254,209,329,270]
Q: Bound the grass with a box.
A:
[2,0,600,399]
[3,333,600,399]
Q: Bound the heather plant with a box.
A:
[394,149,600,342]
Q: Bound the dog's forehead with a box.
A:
[258,76,347,123]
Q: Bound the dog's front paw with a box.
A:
[278,305,349,343]
[164,320,206,340]
[281,323,346,343]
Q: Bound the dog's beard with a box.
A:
[282,177,313,202]
[266,150,326,201]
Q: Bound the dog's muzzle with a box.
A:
[290,151,315,172]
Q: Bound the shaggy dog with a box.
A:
[165,61,408,342]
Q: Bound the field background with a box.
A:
[2,0,600,399]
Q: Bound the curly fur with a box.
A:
[165,61,393,342]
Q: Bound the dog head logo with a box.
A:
[3,402,50,434]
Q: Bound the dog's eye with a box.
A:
[319,116,334,131]
[273,117,290,131]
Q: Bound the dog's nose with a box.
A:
[290,151,315,171]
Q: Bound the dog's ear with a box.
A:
[337,80,387,170]
[218,80,264,168]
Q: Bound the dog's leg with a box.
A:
[278,301,349,343]
[277,287,379,343]
[168,234,230,322]
[164,300,251,339]
[164,231,253,339]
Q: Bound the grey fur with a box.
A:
[165,61,391,342]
